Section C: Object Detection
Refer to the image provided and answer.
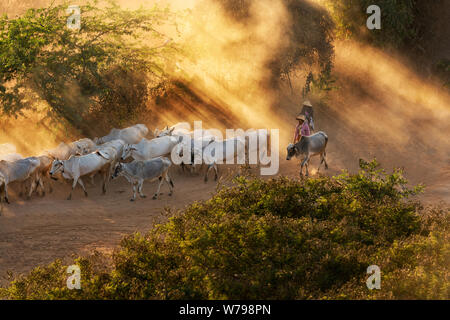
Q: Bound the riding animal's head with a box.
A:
[111,163,124,179]
[286,143,297,160]
[49,160,64,179]
[121,144,136,161]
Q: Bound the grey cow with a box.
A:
[286,131,329,176]
[112,157,174,201]
[0,157,41,205]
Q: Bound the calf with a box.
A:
[112,157,173,201]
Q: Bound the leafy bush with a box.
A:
[1,160,448,300]
[326,0,419,48]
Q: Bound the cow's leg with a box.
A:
[101,170,108,195]
[323,151,329,170]
[138,180,146,198]
[89,173,96,186]
[77,178,88,197]
[164,171,174,196]
[67,178,78,200]
[317,154,323,172]
[130,182,137,202]
[300,155,309,177]
[305,155,311,177]
[4,183,10,204]
[214,164,219,181]
[108,161,116,182]
[153,177,164,199]
[27,176,38,199]
[299,158,305,177]
[37,175,46,197]
[204,164,212,182]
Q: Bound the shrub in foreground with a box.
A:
[1,160,448,300]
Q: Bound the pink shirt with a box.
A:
[293,121,311,142]
[301,121,311,136]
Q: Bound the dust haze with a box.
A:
[0,0,449,201]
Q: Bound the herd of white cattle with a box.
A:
[0,122,271,211]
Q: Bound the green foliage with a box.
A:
[0,0,177,131]
[326,0,419,48]
[329,207,449,299]
[1,160,448,300]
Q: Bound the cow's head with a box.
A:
[75,144,90,156]
[111,163,123,179]
[121,144,136,161]
[155,126,175,138]
[94,137,104,145]
[286,143,298,160]
[49,160,64,179]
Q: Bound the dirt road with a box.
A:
[0,169,217,285]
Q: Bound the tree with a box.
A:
[0,0,177,132]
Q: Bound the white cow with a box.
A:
[154,122,191,138]
[172,135,215,173]
[49,147,117,200]
[29,155,54,196]
[94,124,149,145]
[121,136,180,161]
[96,139,125,159]
[234,129,271,166]
[44,142,78,160]
[73,138,96,155]
[0,157,41,203]
[154,123,222,142]
[202,137,246,182]
[96,139,126,179]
